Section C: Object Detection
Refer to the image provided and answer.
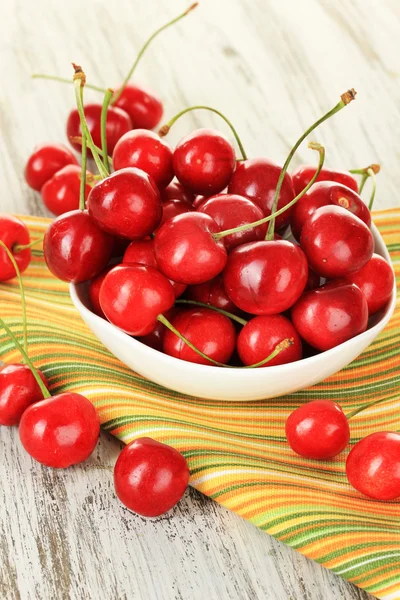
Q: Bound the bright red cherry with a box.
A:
[186,274,241,315]
[88,168,162,240]
[139,308,179,352]
[41,165,92,216]
[228,158,296,230]
[114,83,163,130]
[0,214,31,282]
[158,200,192,229]
[66,103,132,155]
[286,400,350,459]
[291,165,358,196]
[24,143,78,191]
[0,364,48,426]
[88,266,114,319]
[237,315,302,367]
[114,437,189,517]
[99,264,175,336]
[173,128,236,195]
[346,432,400,500]
[19,392,100,468]
[43,210,113,283]
[300,205,374,278]
[223,240,308,315]
[154,212,227,285]
[343,254,395,315]
[161,181,194,205]
[291,281,368,351]
[163,307,236,365]
[112,129,174,188]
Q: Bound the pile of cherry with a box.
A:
[0,5,399,514]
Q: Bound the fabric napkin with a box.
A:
[0,211,399,600]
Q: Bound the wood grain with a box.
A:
[1,0,399,598]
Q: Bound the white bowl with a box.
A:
[70,224,396,402]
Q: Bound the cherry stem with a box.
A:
[14,236,44,253]
[79,88,88,211]
[214,142,325,242]
[346,395,393,420]
[32,73,107,93]
[0,317,51,399]
[367,168,377,210]
[175,299,248,326]
[70,136,113,166]
[265,89,357,241]
[159,105,247,160]
[0,241,28,356]
[242,338,294,369]
[100,88,114,174]
[358,173,368,194]
[349,164,380,199]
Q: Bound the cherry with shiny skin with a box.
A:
[43,210,113,283]
[88,167,162,240]
[0,364,48,426]
[343,254,394,315]
[291,164,358,196]
[89,266,114,319]
[24,143,78,191]
[161,181,194,205]
[0,214,31,281]
[112,129,174,188]
[114,437,189,517]
[114,83,163,130]
[173,128,236,196]
[158,199,193,230]
[41,165,92,216]
[186,274,241,315]
[300,205,374,278]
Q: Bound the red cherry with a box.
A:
[163,307,236,365]
[24,143,78,191]
[41,165,92,216]
[66,103,132,155]
[114,437,189,517]
[237,315,302,367]
[0,364,48,426]
[139,308,179,352]
[43,210,113,283]
[291,281,368,351]
[228,158,296,230]
[346,432,400,500]
[158,199,192,229]
[88,266,114,319]
[88,168,162,240]
[300,205,374,278]
[112,129,174,188]
[114,84,163,130]
[161,181,194,205]
[291,165,358,196]
[343,254,395,315]
[19,392,100,468]
[99,264,175,335]
[173,128,236,195]
[186,274,241,315]
[223,240,308,315]
[154,212,227,285]
[0,214,31,282]
[192,195,208,209]
[305,268,320,291]
[286,400,350,459]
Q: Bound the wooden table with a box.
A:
[1,0,399,598]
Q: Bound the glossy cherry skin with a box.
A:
[291,281,368,351]
[173,128,236,196]
[290,181,371,241]
[223,240,308,315]
[43,210,113,283]
[291,165,358,196]
[346,432,400,500]
[41,165,92,216]
[343,254,394,315]
[161,181,194,205]
[300,205,374,278]
[113,129,174,189]
[66,103,132,155]
[0,214,31,281]
[88,266,114,319]
[186,274,241,315]
[154,212,227,285]
[114,83,163,130]
[228,158,296,230]
[19,392,100,468]
[237,315,302,367]
[88,167,162,240]
[158,200,193,230]
[286,400,350,460]
[114,437,189,517]
[24,143,78,191]
[100,264,175,336]
[163,307,236,366]
[0,365,48,426]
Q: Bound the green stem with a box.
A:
[265,89,356,240]
[79,89,88,211]
[32,73,107,93]
[367,168,377,210]
[70,136,113,165]
[242,338,294,368]
[100,88,114,174]
[358,173,368,194]
[0,241,28,356]
[14,236,44,253]
[346,396,393,420]
[159,105,247,160]
[175,299,248,326]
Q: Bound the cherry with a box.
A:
[88,266,114,319]
[114,84,163,130]
[343,254,394,315]
[112,129,174,188]
[0,364,48,426]
[161,181,194,205]
[346,432,400,500]
[237,315,302,367]
[158,199,193,229]
[186,274,242,315]
[41,165,92,216]
[192,195,208,209]
[223,240,308,315]
[305,268,320,291]
[291,165,358,196]
[300,205,374,278]
[286,400,350,459]
[114,437,190,517]
[163,307,236,365]
[88,168,162,240]
[154,212,227,285]
[0,214,31,281]
[43,210,113,283]
[291,281,368,351]
[24,143,78,191]
[139,308,179,352]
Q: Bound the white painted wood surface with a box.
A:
[1,0,399,598]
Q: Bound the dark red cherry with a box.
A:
[0,364,48,426]
[343,254,395,315]
[0,214,31,281]
[192,195,208,209]
[88,266,114,319]
[161,181,194,205]
[24,143,78,191]
[186,274,241,315]
[158,200,193,229]
[291,165,358,196]
[114,83,163,130]
[305,268,320,291]
[41,165,92,216]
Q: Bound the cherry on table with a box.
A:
[0,214,32,281]
[161,181,194,205]
[114,83,163,130]
[343,253,395,315]
[291,164,358,196]
[41,165,93,216]
[24,143,78,191]
[0,364,48,426]
[186,274,241,315]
